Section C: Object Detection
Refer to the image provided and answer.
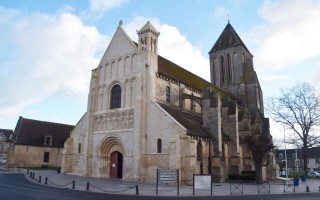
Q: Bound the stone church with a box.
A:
[61,20,273,183]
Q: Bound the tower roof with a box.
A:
[137,21,160,36]
[209,22,251,55]
[138,21,158,34]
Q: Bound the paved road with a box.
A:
[1,172,320,200]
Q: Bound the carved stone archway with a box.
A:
[99,136,124,179]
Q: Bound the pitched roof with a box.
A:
[308,147,320,158]
[138,21,158,33]
[157,55,233,99]
[0,129,14,142]
[275,149,303,159]
[209,22,251,55]
[14,117,74,148]
[158,55,210,91]
[158,103,211,139]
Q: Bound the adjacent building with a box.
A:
[9,117,74,168]
[276,147,320,174]
[0,129,14,164]
[60,20,274,183]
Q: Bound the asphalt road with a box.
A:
[1,173,320,200]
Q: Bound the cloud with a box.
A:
[123,16,210,81]
[82,0,130,19]
[248,0,320,71]
[89,0,130,13]
[0,6,107,123]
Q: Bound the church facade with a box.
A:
[61,21,274,183]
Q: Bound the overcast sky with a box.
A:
[0,0,319,141]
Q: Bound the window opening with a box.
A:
[110,85,122,109]
[44,152,50,163]
[78,143,81,153]
[157,139,162,153]
[197,141,203,161]
[166,86,170,103]
[44,136,52,146]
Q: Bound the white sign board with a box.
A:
[194,175,211,189]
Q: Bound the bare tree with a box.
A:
[244,116,274,184]
[266,82,320,171]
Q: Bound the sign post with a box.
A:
[156,169,179,196]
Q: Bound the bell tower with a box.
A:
[137,21,160,53]
[208,22,263,113]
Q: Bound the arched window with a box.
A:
[157,138,162,153]
[220,56,225,83]
[166,86,171,103]
[226,54,232,83]
[191,93,195,111]
[78,143,81,153]
[110,84,121,109]
[196,141,202,161]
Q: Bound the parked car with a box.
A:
[308,172,320,177]
[0,157,7,164]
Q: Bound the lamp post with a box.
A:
[283,125,288,179]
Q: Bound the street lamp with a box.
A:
[283,125,288,179]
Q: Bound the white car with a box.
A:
[308,172,320,177]
[0,157,7,164]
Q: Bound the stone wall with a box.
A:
[12,145,62,168]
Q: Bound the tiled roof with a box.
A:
[276,147,320,159]
[158,103,211,139]
[209,22,251,55]
[0,129,14,142]
[158,55,210,91]
[14,117,74,148]
[308,147,320,158]
[275,149,303,159]
[157,55,232,98]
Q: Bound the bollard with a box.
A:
[38,176,41,183]
[45,177,48,184]
[72,180,75,189]
[306,186,310,192]
[32,173,35,179]
[135,185,139,195]
[30,172,32,178]
[27,169,29,174]
[86,182,90,190]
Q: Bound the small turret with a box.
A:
[137,21,160,53]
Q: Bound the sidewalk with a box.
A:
[5,167,320,196]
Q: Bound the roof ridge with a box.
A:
[21,117,74,127]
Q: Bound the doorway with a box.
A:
[110,151,123,179]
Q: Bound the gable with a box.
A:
[99,26,138,65]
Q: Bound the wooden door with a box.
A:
[110,151,123,178]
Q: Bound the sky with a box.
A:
[0,0,320,142]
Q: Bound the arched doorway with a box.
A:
[100,136,124,179]
[110,151,123,179]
